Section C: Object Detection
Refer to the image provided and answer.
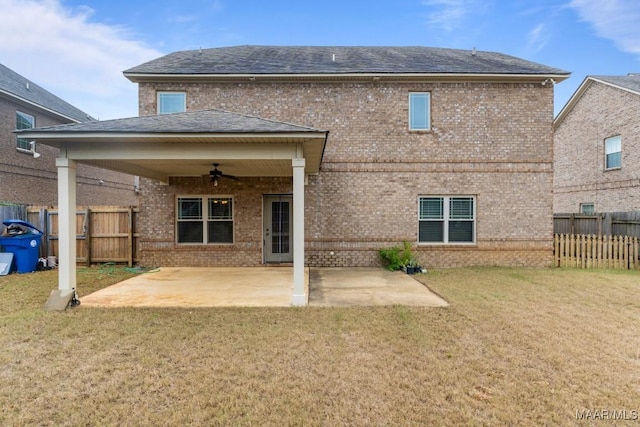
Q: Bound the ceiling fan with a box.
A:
[209,163,238,186]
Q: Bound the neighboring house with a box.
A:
[554,74,640,213]
[19,46,568,304]
[0,63,138,206]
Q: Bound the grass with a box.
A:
[1,266,639,426]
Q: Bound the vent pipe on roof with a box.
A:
[471,47,476,56]
[332,54,336,62]
[26,82,30,90]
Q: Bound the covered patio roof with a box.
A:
[17,109,329,308]
[19,108,328,183]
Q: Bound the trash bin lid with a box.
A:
[2,219,42,234]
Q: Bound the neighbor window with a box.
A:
[158,92,186,114]
[16,111,34,151]
[580,203,595,214]
[605,135,621,169]
[409,92,431,130]
[419,196,475,244]
[177,196,233,244]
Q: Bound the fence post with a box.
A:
[85,209,91,267]
[127,207,133,267]
[569,214,575,235]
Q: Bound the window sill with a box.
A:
[604,167,622,172]
[16,148,33,155]
[175,242,235,246]
[417,242,477,247]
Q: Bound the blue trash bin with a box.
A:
[0,220,43,273]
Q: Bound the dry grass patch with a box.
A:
[1,267,639,425]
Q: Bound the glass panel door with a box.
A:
[263,195,293,263]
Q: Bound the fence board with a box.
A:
[554,233,639,270]
[555,212,640,239]
[27,206,138,265]
[0,205,27,223]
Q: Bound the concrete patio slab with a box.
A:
[79,266,448,308]
[309,268,448,307]
[81,267,306,308]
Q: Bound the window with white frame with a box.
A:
[580,203,595,214]
[16,111,35,151]
[158,92,186,114]
[177,196,233,244]
[605,135,621,169]
[409,92,431,130]
[419,196,475,244]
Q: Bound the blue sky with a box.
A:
[0,0,639,119]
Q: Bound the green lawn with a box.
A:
[1,266,639,426]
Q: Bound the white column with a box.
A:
[291,158,306,306]
[56,158,77,291]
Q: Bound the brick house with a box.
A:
[554,74,640,213]
[0,63,138,206]
[19,46,568,304]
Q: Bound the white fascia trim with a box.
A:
[0,88,83,123]
[125,72,570,83]
[15,131,327,140]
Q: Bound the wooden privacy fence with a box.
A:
[554,212,640,239]
[26,206,139,266]
[554,233,639,270]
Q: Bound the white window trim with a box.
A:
[580,203,595,215]
[409,92,431,131]
[604,135,622,170]
[16,111,35,152]
[418,195,476,245]
[176,195,234,245]
[158,91,186,115]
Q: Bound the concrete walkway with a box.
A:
[80,267,448,308]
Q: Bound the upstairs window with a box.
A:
[158,92,186,114]
[16,111,34,151]
[605,135,621,169]
[409,92,431,130]
[419,196,475,244]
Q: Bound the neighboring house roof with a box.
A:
[554,74,640,128]
[124,45,569,81]
[0,62,94,123]
[19,108,325,135]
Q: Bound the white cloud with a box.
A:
[422,0,484,32]
[526,23,550,54]
[569,0,640,55]
[0,0,163,120]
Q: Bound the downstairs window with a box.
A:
[177,196,233,244]
[419,196,475,244]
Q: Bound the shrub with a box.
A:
[379,241,417,271]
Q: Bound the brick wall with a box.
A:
[137,80,555,268]
[0,96,139,207]
[554,81,640,212]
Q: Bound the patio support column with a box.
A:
[292,157,306,306]
[56,158,77,292]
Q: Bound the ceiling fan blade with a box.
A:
[220,173,238,180]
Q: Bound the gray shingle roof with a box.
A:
[18,108,325,134]
[591,74,640,94]
[124,45,569,76]
[0,63,94,123]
